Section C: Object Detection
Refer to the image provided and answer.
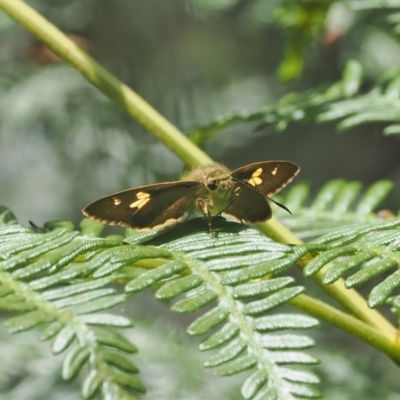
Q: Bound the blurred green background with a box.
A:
[1,0,400,399]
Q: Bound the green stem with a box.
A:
[1,0,395,344]
[290,294,400,362]
[259,219,396,335]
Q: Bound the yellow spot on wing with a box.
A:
[248,177,262,186]
[130,191,151,209]
[136,191,150,199]
[248,168,263,186]
[252,168,263,177]
[271,166,279,176]
[130,198,150,209]
[113,197,122,206]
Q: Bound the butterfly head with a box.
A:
[184,164,235,195]
[184,164,237,216]
[205,168,235,193]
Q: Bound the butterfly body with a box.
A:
[183,164,237,219]
[82,161,300,231]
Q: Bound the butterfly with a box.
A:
[82,161,300,232]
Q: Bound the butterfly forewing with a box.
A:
[224,181,272,223]
[83,181,200,230]
[231,161,300,197]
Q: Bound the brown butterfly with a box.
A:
[82,161,300,232]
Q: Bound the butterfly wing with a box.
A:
[82,181,200,230]
[224,181,272,223]
[231,161,300,197]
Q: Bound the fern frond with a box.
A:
[0,205,320,399]
[295,218,400,309]
[317,72,400,134]
[189,57,400,140]
[123,219,320,400]
[0,207,144,400]
[188,59,363,143]
[268,180,400,310]
[276,179,394,240]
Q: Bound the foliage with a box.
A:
[276,179,394,239]
[188,59,364,145]
[1,0,400,399]
[187,0,400,143]
[0,206,322,399]
[190,58,400,142]
[1,174,400,399]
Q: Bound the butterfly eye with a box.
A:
[207,179,217,191]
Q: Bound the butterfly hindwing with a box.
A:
[83,181,200,230]
[224,181,272,223]
[231,161,300,197]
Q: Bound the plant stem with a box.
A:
[259,218,396,335]
[290,294,400,362]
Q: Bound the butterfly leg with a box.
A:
[196,198,214,237]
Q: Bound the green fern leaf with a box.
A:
[278,180,400,311]
[266,180,400,315]
[121,218,320,399]
[62,345,90,380]
[0,208,143,399]
[277,179,394,240]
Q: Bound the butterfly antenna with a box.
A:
[268,197,292,215]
